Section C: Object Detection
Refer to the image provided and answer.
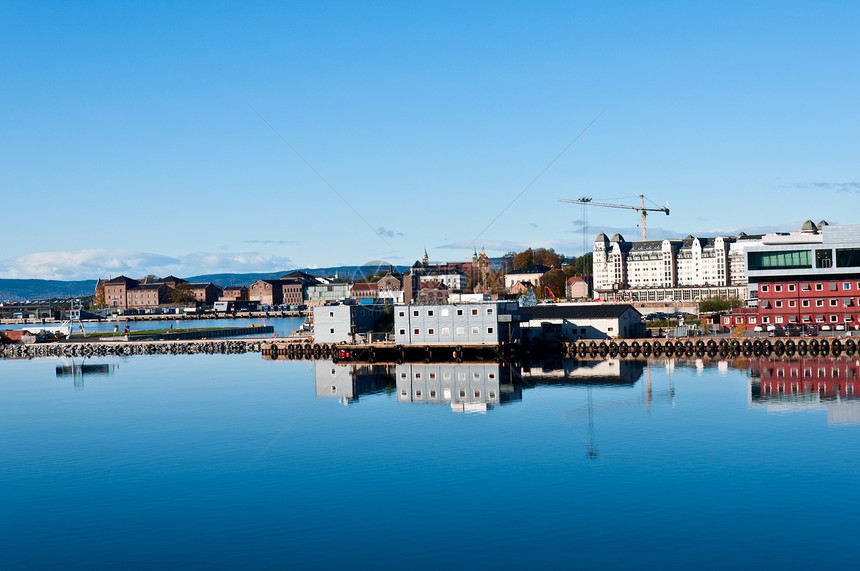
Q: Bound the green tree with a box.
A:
[699,296,743,313]
[143,274,160,284]
[93,283,105,308]
[571,253,593,276]
[170,283,196,304]
[512,248,533,270]
[540,269,566,299]
[533,248,561,269]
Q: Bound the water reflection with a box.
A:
[55,359,117,390]
[313,358,675,415]
[748,357,860,425]
[395,363,521,413]
[314,362,394,405]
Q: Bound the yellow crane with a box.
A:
[557,194,669,241]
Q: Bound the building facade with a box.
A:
[592,231,763,300]
[312,304,389,343]
[518,303,644,340]
[394,301,520,346]
[722,221,860,330]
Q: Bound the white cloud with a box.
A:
[0,249,293,280]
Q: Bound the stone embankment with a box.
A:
[1,339,272,359]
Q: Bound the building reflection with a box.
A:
[521,358,646,386]
[314,362,394,405]
[748,357,860,425]
[315,358,660,414]
[395,363,522,413]
[55,360,116,389]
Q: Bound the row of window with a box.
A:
[760,282,860,293]
[400,388,498,400]
[401,370,497,381]
[401,326,495,336]
[763,368,855,379]
[763,298,858,308]
[399,307,494,318]
[729,314,859,324]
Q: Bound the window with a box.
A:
[456,309,463,316]
[428,328,435,335]
[472,309,478,316]
[329,328,335,334]
[471,327,479,334]
[845,283,853,291]
[816,249,833,268]
[399,329,406,335]
[329,311,334,318]
[801,284,811,291]
[775,301,783,308]
[429,372,436,380]
[774,285,782,292]
[776,316,783,323]
[789,300,796,307]
[456,327,464,335]
[748,250,811,271]
[413,328,420,335]
[441,327,450,335]
[816,300,824,307]
[749,317,756,324]
[761,285,769,292]
[763,317,770,323]
[441,309,449,317]
[486,308,493,315]
[815,283,823,291]
[788,284,796,292]
[427,310,434,317]
[831,315,839,323]
[802,300,810,307]
[836,248,860,268]
[487,327,494,334]
[398,311,405,317]
[830,299,838,307]
[413,310,419,317]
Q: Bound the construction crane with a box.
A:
[557,195,669,241]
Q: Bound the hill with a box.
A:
[0,265,410,301]
[0,279,98,302]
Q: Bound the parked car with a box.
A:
[803,325,819,336]
[836,324,846,331]
[753,325,764,332]
[821,325,832,331]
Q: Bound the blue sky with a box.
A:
[2,1,859,280]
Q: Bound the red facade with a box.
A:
[752,357,860,399]
[725,279,860,330]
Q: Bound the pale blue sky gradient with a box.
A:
[2,1,858,279]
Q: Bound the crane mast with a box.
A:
[557,194,669,241]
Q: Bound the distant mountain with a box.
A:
[0,266,410,302]
[187,265,410,287]
[0,279,98,302]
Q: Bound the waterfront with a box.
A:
[0,316,304,339]
[2,355,860,569]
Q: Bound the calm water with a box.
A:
[1,317,304,338]
[2,354,860,569]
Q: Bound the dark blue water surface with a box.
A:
[2,317,304,339]
[2,355,860,569]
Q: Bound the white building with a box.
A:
[593,231,761,300]
[518,303,644,340]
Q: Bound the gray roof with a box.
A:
[520,304,640,320]
[508,264,550,275]
[630,240,664,251]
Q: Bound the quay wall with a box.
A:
[1,338,272,359]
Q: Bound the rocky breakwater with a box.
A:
[1,339,271,359]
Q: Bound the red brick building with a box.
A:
[724,278,860,330]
